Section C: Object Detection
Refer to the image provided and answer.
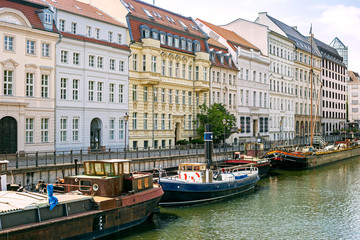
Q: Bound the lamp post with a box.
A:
[223,118,227,153]
[124,112,129,158]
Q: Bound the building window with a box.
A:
[161,60,166,75]
[175,63,180,78]
[26,73,34,97]
[143,86,148,102]
[25,118,34,143]
[188,65,192,80]
[72,118,79,141]
[153,87,158,102]
[61,50,68,63]
[182,91,186,105]
[88,81,94,101]
[144,113,148,130]
[168,61,173,77]
[175,90,179,104]
[42,43,50,57]
[60,118,67,142]
[73,52,80,65]
[4,36,14,51]
[188,115,192,129]
[41,118,49,142]
[109,83,115,102]
[60,78,67,99]
[119,120,124,139]
[86,26,91,37]
[97,82,103,101]
[182,64,186,78]
[118,60,124,72]
[3,71,13,95]
[168,114,172,129]
[119,84,124,103]
[195,66,199,80]
[59,19,65,31]
[71,22,77,34]
[109,119,115,140]
[108,31,113,42]
[151,56,157,72]
[196,93,200,106]
[161,88,165,103]
[246,117,251,133]
[169,89,172,104]
[110,59,115,70]
[41,74,49,98]
[117,34,122,44]
[95,28,100,39]
[132,112,137,130]
[26,40,35,55]
[132,54,137,71]
[260,117,264,133]
[154,113,158,130]
[89,55,95,67]
[72,79,79,100]
[203,67,207,81]
[97,57,103,68]
[132,85,137,101]
[188,92,192,105]
[161,114,165,130]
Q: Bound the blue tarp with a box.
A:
[47,184,58,210]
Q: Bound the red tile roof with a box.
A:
[25,0,125,27]
[61,32,130,51]
[0,0,48,31]
[208,38,238,71]
[128,18,207,54]
[125,0,204,38]
[197,18,260,52]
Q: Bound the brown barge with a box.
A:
[0,159,163,240]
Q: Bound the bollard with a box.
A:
[70,149,73,164]
[54,150,57,165]
[16,152,19,169]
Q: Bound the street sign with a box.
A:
[204,132,213,141]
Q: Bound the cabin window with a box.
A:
[114,163,119,175]
[144,178,149,188]
[85,162,95,175]
[94,163,104,175]
[80,180,92,191]
[180,165,186,171]
[194,166,200,171]
[104,163,113,175]
[138,179,143,190]
[186,166,192,171]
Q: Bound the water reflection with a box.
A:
[107,158,360,240]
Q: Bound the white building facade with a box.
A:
[223,17,295,141]
[43,1,130,151]
[197,19,270,141]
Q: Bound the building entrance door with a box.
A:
[0,116,17,154]
[90,118,101,150]
[253,119,258,137]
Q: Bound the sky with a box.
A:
[142,0,360,72]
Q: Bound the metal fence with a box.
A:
[1,135,342,170]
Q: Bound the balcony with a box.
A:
[138,71,161,85]
[194,80,210,92]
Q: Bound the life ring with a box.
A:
[179,174,181,179]
[93,184,99,191]
[184,173,187,180]
[195,172,200,178]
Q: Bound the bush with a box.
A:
[176,139,189,145]
[190,139,204,144]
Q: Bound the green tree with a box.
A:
[197,103,236,143]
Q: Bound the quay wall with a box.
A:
[6,153,226,187]
[307,146,360,168]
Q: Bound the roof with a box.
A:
[313,38,345,67]
[124,0,203,38]
[61,31,130,51]
[266,14,321,57]
[0,0,53,31]
[348,71,360,83]
[330,37,347,50]
[197,18,260,52]
[25,0,125,27]
[208,38,238,71]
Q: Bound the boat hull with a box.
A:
[159,174,259,207]
[0,188,163,240]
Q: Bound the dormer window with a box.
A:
[160,32,166,44]
[74,5,82,11]
[151,29,159,40]
[157,12,162,19]
[128,2,135,10]
[167,33,173,47]
[45,13,52,24]
[143,8,154,19]
[140,25,150,38]
[220,56,224,64]
[165,16,171,22]
[187,39,192,51]
[174,35,180,48]
[169,17,175,23]
[181,37,186,50]
[193,40,201,52]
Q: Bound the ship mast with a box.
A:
[310,25,314,146]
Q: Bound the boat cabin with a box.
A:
[245,143,264,158]
[178,163,211,183]
[64,160,153,197]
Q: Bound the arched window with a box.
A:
[139,25,150,38]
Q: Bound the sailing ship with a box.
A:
[0,159,163,239]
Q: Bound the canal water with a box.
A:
[108,157,360,240]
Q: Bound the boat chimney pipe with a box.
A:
[204,124,213,169]
[74,159,78,175]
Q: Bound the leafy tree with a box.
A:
[196,103,236,143]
